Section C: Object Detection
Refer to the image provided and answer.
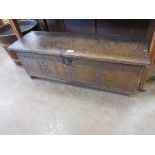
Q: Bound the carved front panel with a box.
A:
[98,63,143,93]
[17,52,68,81]
[44,57,69,81]
[17,52,43,76]
[69,58,99,86]
[17,52,144,94]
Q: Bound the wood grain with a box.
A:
[8,31,150,95]
[8,31,149,66]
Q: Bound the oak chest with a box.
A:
[8,31,150,95]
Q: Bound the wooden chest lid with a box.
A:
[8,31,150,66]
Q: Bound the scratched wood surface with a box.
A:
[8,31,149,66]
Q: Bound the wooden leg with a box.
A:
[9,19,23,39]
[139,66,150,91]
[139,21,155,90]
[139,52,155,90]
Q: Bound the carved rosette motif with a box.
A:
[16,52,30,73]
[38,59,49,76]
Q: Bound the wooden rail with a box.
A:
[9,19,23,39]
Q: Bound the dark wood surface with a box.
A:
[42,20,150,39]
[8,31,150,95]
[37,19,48,31]
[8,31,149,66]
[96,20,149,37]
[64,19,95,33]
[46,19,65,32]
